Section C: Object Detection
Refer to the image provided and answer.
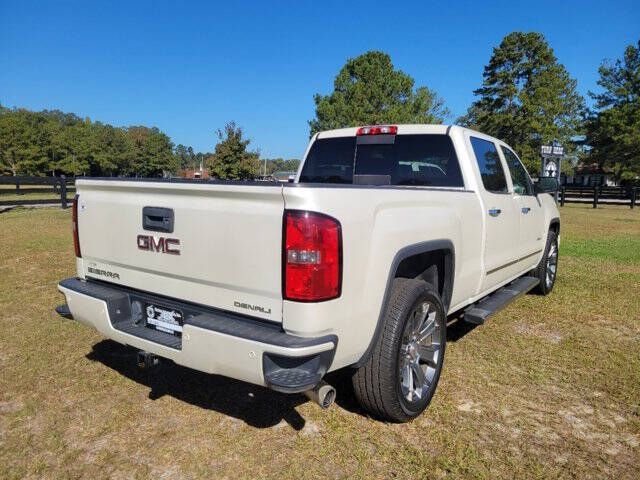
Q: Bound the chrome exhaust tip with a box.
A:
[304,380,336,409]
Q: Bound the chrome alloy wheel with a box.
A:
[399,301,442,403]
[546,239,558,289]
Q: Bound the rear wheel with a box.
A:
[533,229,559,295]
[352,278,446,422]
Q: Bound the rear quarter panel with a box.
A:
[282,185,483,369]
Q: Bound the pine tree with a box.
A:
[309,51,448,135]
[587,39,640,182]
[460,32,585,173]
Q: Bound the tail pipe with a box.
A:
[137,351,160,369]
[304,380,336,409]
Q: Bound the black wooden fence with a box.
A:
[1,176,638,210]
[0,176,75,208]
[560,185,638,209]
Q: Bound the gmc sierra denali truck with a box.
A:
[56,124,560,422]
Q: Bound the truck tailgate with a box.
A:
[75,179,284,322]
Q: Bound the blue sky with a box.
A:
[1,0,638,158]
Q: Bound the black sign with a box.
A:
[541,144,564,157]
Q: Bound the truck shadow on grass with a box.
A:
[327,316,480,415]
[86,339,308,430]
[86,318,478,427]
[445,315,480,342]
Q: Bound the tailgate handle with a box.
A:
[142,207,174,233]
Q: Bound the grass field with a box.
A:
[0,204,638,479]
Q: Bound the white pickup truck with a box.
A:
[56,124,560,422]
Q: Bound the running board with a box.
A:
[463,276,539,325]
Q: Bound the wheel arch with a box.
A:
[352,239,455,368]
[549,217,560,235]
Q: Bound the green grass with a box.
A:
[560,204,640,264]
[0,204,638,479]
[562,236,640,263]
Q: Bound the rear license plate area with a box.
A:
[144,302,184,337]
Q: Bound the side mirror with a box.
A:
[535,176,559,194]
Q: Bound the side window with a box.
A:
[501,147,533,195]
[470,137,508,193]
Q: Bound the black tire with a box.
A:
[532,229,559,295]
[352,278,446,422]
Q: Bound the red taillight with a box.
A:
[72,194,81,258]
[356,125,397,136]
[283,210,342,302]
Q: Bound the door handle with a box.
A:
[488,208,501,217]
[521,207,531,214]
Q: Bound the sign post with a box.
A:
[540,142,564,203]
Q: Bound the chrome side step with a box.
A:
[463,276,539,325]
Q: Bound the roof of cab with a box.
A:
[316,124,455,139]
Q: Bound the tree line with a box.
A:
[0,107,298,179]
[1,32,638,182]
[0,108,179,177]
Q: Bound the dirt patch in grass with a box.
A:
[0,204,638,479]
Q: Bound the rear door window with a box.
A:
[299,134,464,187]
[470,137,508,193]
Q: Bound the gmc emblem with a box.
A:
[137,235,181,255]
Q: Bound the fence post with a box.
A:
[16,178,21,195]
[631,188,637,210]
[60,177,68,209]
[560,187,566,207]
[593,186,598,209]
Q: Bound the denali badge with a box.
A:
[234,301,272,315]
[137,235,181,255]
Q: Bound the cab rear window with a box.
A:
[299,136,356,184]
[299,134,464,187]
